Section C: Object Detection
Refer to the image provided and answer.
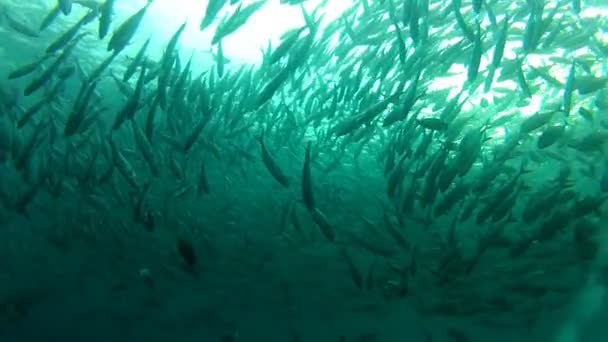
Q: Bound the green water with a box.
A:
[0,0,607,341]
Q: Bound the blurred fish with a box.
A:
[58,0,73,15]
[255,129,289,187]
[98,0,116,39]
[8,55,51,80]
[602,161,608,193]
[46,9,97,54]
[24,33,84,96]
[211,0,268,44]
[107,1,152,53]
[2,10,40,37]
[200,0,229,30]
[301,141,315,212]
[39,3,61,31]
[176,236,197,272]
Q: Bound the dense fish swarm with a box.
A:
[0,0,608,340]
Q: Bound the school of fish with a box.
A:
[0,0,607,340]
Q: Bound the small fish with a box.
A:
[255,129,289,188]
[520,110,558,134]
[25,34,84,96]
[113,65,146,130]
[301,141,315,212]
[563,60,575,115]
[572,0,581,14]
[58,0,73,15]
[145,95,159,142]
[64,80,98,136]
[598,160,608,193]
[417,117,448,131]
[131,119,159,176]
[216,39,225,78]
[472,0,483,14]
[176,236,197,270]
[46,10,97,54]
[107,1,152,53]
[123,38,151,82]
[522,7,541,54]
[578,107,594,123]
[88,51,119,82]
[200,0,229,30]
[39,4,62,31]
[99,0,116,39]
[220,332,238,342]
[515,57,532,98]
[182,115,211,155]
[269,26,306,65]
[537,125,565,149]
[340,247,363,290]
[484,15,509,92]
[17,82,63,128]
[197,162,211,195]
[211,0,267,44]
[3,10,40,37]
[109,138,139,189]
[467,24,482,83]
[446,327,470,342]
[8,55,51,79]
[310,207,335,242]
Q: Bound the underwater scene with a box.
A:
[0,0,608,341]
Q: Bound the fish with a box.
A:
[123,38,151,82]
[216,40,225,78]
[197,162,211,195]
[99,0,116,39]
[212,0,267,44]
[601,161,608,193]
[562,60,576,115]
[269,26,306,65]
[58,0,73,15]
[24,33,84,96]
[8,55,51,80]
[109,138,139,189]
[310,207,335,242]
[519,109,559,134]
[39,3,62,31]
[340,247,363,290]
[145,95,159,142]
[467,23,482,83]
[200,0,229,30]
[88,51,119,82]
[64,80,98,137]
[537,124,566,149]
[176,236,197,271]
[515,57,532,98]
[17,82,64,129]
[107,1,152,53]
[522,4,542,54]
[301,141,314,212]
[417,117,448,131]
[112,64,146,130]
[46,10,98,54]
[446,327,470,342]
[3,10,40,37]
[130,119,159,177]
[484,15,509,92]
[255,129,289,188]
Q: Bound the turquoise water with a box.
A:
[0,0,607,341]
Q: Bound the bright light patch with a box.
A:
[116,0,355,69]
